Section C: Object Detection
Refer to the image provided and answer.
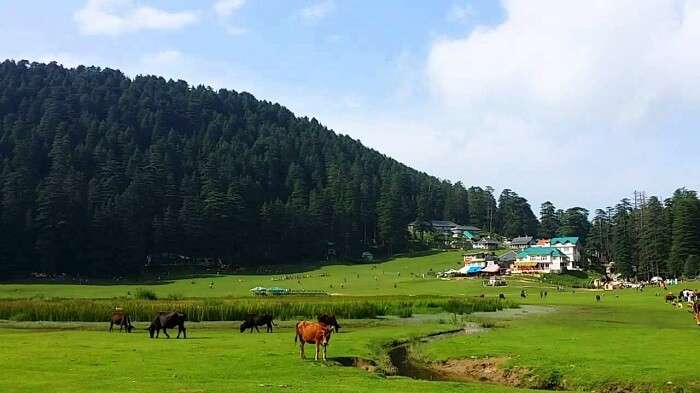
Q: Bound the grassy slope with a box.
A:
[0,250,523,299]
[0,321,531,393]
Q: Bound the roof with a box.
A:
[478,238,500,244]
[517,247,566,258]
[536,239,550,246]
[550,237,579,246]
[408,220,431,226]
[482,264,500,273]
[463,230,476,240]
[511,236,533,245]
[454,225,481,231]
[430,220,458,227]
[499,251,517,262]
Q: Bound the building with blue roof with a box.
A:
[512,247,569,273]
[549,237,581,269]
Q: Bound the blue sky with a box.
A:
[2,0,699,212]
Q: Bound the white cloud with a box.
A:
[74,0,200,36]
[212,0,248,36]
[409,0,700,208]
[213,0,246,18]
[299,0,335,23]
[428,0,700,126]
[447,3,474,23]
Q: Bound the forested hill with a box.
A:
[0,60,539,276]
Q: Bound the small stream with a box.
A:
[385,327,478,381]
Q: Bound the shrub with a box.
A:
[395,303,413,318]
[135,289,157,300]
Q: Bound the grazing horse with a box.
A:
[693,303,700,326]
[110,310,134,333]
[295,321,332,361]
[148,312,187,339]
[317,314,341,333]
[240,314,276,333]
[665,293,677,303]
[498,293,506,300]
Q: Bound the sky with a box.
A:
[1,0,699,213]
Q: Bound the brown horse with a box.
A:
[294,321,332,361]
[693,302,700,326]
[110,310,134,333]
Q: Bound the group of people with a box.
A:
[679,288,698,303]
[662,289,700,326]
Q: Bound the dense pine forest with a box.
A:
[0,60,698,279]
[0,60,527,276]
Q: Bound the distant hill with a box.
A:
[0,60,537,276]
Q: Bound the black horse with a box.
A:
[148,312,187,339]
[318,314,341,332]
[240,314,276,333]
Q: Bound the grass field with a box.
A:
[0,250,534,299]
[1,251,698,393]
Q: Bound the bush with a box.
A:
[9,312,30,322]
[166,293,183,300]
[135,289,157,300]
[394,302,413,318]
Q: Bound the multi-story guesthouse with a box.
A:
[512,236,581,273]
[511,247,568,273]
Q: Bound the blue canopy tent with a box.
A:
[466,266,482,274]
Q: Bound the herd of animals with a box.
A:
[110,310,341,361]
[108,287,700,362]
[664,289,700,325]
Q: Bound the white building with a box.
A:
[511,247,569,274]
[550,237,581,269]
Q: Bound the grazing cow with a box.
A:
[665,294,677,303]
[148,312,187,339]
[240,314,276,333]
[694,303,700,326]
[498,293,506,300]
[110,310,134,333]
[295,321,332,361]
[317,314,341,332]
[520,290,527,299]
[596,295,601,302]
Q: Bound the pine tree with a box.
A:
[538,201,560,239]
[612,200,634,277]
[668,189,700,276]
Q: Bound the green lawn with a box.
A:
[1,251,698,392]
[0,320,531,393]
[419,292,700,392]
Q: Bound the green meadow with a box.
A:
[1,251,698,393]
